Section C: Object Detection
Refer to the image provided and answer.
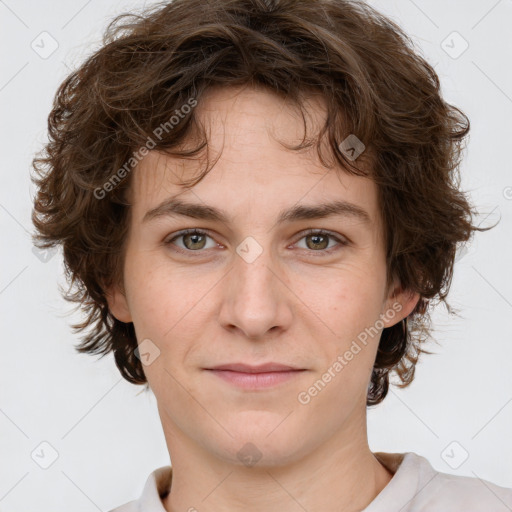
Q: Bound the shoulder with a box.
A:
[420,467,512,511]
[391,452,512,511]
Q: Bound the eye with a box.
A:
[165,229,218,253]
[294,229,349,253]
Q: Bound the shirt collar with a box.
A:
[137,465,172,511]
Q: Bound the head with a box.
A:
[31,0,493,464]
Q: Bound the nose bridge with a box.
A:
[218,238,292,339]
[236,250,277,300]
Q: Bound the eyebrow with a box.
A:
[142,197,372,226]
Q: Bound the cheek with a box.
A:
[307,281,384,403]
[299,278,386,390]
[124,249,186,326]
[303,264,386,332]
[123,253,214,365]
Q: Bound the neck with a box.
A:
[161,417,394,512]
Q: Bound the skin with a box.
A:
[106,84,419,512]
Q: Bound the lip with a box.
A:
[207,363,302,373]
[204,363,306,390]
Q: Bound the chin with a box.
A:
[212,423,309,469]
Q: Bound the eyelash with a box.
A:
[164,228,349,256]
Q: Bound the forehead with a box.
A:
[129,85,381,234]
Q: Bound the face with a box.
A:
[107,85,418,468]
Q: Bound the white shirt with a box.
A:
[109,451,512,511]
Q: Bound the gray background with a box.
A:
[1,0,511,510]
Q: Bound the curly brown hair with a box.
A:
[31,0,495,406]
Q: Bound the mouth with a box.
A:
[203,363,307,390]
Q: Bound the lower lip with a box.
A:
[206,370,305,389]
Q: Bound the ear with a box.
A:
[380,278,420,329]
[105,284,133,323]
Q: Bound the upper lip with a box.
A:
[206,363,303,373]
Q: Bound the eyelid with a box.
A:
[164,227,349,254]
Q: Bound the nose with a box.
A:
[217,247,294,341]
